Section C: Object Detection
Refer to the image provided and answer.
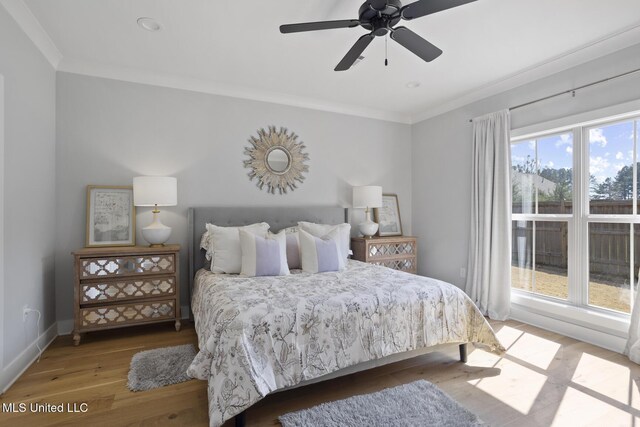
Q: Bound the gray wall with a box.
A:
[412,43,640,288]
[55,72,413,326]
[0,7,56,367]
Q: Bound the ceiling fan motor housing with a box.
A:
[359,0,402,36]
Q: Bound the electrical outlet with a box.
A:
[459,267,466,279]
[23,305,30,322]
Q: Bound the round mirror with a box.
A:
[244,126,309,195]
[267,148,290,173]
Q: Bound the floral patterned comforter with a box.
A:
[187,260,503,427]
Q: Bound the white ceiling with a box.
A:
[12,0,640,123]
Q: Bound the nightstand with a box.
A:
[72,245,181,345]
[351,236,417,273]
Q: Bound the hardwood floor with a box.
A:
[1,319,639,426]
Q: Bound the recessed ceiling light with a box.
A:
[406,81,421,89]
[137,17,162,32]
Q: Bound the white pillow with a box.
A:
[298,222,351,261]
[207,222,270,274]
[299,228,345,273]
[240,230,289,277]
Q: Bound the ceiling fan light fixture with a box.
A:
[406,81,421,88]
[137,17,162,32]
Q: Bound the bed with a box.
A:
[186,206,503,427]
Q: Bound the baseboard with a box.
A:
[57,304,191,336]
[57,319,74,335]
[0,322,58,394]
[510,304,627,353]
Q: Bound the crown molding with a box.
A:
[2,0,409,124]
[57,58,412,124]
[0,0,62,69]
[410,22,640,124]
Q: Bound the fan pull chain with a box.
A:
[385,35,388,66]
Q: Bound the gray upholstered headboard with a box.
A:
[187,206,348,293]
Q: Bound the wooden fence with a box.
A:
[512,201,639,280]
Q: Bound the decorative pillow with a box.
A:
[200,231,213,261]
[284,227,301,270]
[299,229,345,273]
[206,222,270,274]
[298,222,352,261]
[239,230,289,277]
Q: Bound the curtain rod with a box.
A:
[468,66,640,123]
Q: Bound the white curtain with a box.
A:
[465,110,512,320]
[625,275,640,363]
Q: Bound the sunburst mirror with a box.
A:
[244,126,310,194]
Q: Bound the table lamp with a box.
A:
[353,185,382,238]
[133,176,177,246]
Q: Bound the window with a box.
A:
[511,132,572,301]
[511,114,640,315]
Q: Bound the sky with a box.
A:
[588,121,636,184]
[512,120,639,184]
[512,132,573,171]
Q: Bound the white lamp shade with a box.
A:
[133,176,177,206]
[352,186,382,208]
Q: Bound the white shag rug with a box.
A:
[127,344,196,392]
[279,379,485,427]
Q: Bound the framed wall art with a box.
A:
[86,185,136,247]
[374,194,403,237]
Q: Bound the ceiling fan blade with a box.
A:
[334,34,375,71]
[400,0,476,20]
[390,27,442,62]
[280,19,360,34]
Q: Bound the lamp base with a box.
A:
[142,210,172,246]
[358,220,379,238]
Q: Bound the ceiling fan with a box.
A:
[280,0,476,71]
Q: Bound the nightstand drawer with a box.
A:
[80,276,176,304]
[367,240,416,259]
[79,253,176,279]
[80,299,176,329]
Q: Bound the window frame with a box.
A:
[511,112,640,318]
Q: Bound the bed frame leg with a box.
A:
[459,343,468,363]
[235,411,246,427]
